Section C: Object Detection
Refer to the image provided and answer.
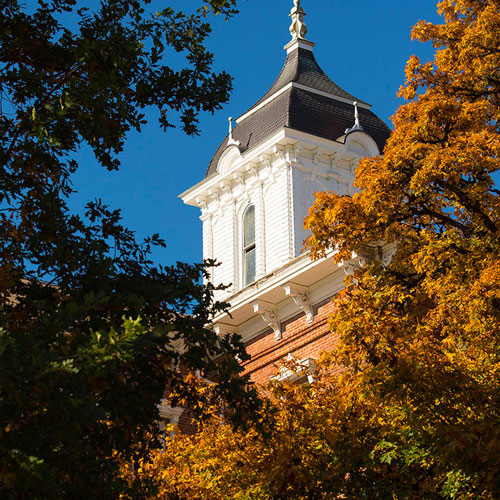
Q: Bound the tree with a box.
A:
[0,1,258,499]
[305,0,500,496]
[132,1,500,498]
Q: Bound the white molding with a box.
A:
[158,401,184,424]
[251,300,281,341]
[272,354,317,384]
[344,129,380,156]
[284,38,315,53]
[282,282,314,323]
[213,323,237,336]
[291,82,371,109]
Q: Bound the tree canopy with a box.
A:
[132,1,500,498]
[0,1,259,499]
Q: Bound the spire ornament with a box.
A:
[289,0,308,41]
[345,101,364,134]
[227,117,240,147]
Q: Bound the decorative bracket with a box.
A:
[251,300,281,341]
[195,195,208,212]
[273,145,286,161]
[272,354,317,384]
[282,283,314,324]
[246,163,258,178]
[219,180,232,195]
[381,244,397,267]
[342,256,366,277]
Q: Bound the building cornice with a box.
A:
[178,128,363,209]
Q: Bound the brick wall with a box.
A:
[242,296,338,385]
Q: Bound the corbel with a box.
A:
[342,254,367,277]
[311,146,321,165]
[232,171,246,191]
[219,180,232,196]
[245,162,258,178]
[285,144,295,163]
[213,322,237,337]
[282,283,314,324]
[259,153,272,169]
[381,244,397,267]
[337,152,353,171]
[294,143,305,161]
[259,154,274,182]
[207,188,220,204]
[251,300,281,341]
[195,195,208,211]
[328,151,338,168]
[273,145,286,161]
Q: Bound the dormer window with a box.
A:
[243,205,256,286]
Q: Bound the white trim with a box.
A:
[291,82,371,109]
[272,355,317,384]
[158,401,183,424]
[284,38,315,53]
[179,128,354,208]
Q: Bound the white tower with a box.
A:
[180,1,390,346]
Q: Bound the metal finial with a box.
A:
[289,0,308,41]
[345,101,364,134]
[227,117,240,147]
[354,102,361,129]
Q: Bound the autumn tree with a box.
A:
[306,0,500,496]
[0,1,258,499]
[132,1,500,498]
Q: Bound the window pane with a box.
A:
[245,247,256,286]
[243,205,255,247]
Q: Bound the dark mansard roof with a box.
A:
[205,46,391,178]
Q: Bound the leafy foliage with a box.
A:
[305,0,500,497]
[132,1,500,498]
[0,1,259,499]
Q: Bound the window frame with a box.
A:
[242,204,256,287]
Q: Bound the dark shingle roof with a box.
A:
[247,47,368,112]
[205,48,390,177]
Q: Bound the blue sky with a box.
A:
[69,0,442,267]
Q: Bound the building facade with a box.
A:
[180,0,391,391]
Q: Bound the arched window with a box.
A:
[242,205,256,286]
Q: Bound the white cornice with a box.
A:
[213,249,345,343]
[179,127,358,208]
